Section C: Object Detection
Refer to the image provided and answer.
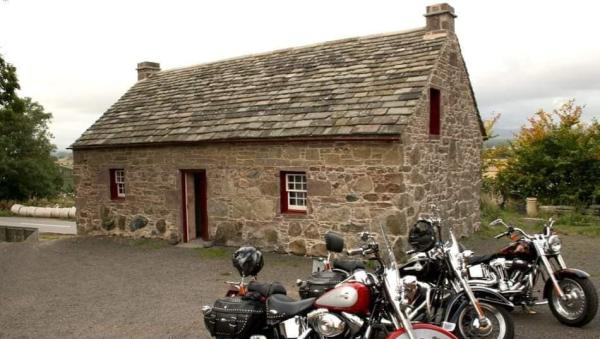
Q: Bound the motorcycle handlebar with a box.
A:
[494,232,507,239]
[489,218,503,227]
[347,248,364,256]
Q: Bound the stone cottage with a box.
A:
[72,3,484,256]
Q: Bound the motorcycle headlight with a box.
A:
[548,235,562,253]
[309,311,346,337]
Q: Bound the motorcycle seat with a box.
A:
[332,259,365,272]
[266,294,315,320]
[467,254,497,266]
[247,281,287,297]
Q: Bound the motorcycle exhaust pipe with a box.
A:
[468,277,498,286]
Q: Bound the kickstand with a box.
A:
[521,304,537,314]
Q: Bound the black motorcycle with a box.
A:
[398,216,515,339]
[465,218,598,327]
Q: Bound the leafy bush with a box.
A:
[495,100,600,206]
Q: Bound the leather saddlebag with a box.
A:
[203,296,265,339]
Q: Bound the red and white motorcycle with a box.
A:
[203,225,456,339]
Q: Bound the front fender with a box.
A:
[543,268,591,299]
[471,286,515,310]
[444,288,515,322]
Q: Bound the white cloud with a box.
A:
[1,0,599,149]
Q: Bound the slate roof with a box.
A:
[73,28,450,148]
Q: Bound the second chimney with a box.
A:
[424,3,456,32]
[136,61,161,81]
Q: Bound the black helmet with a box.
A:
[232,246,264,277]
[408,220,437,252]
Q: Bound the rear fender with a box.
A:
[543,268,591,299]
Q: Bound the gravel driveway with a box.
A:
[1,235,598,338]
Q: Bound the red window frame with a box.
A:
[429,88,441,136]
[109,169,125,200]
[280,171,307,214]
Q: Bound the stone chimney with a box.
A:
[136,61,161,81]
[424,3,456,32]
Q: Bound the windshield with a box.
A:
[447,229,462,270]
[374,221,398,270]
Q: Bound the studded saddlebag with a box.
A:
[299,270,346,299]
[203,296,265,339]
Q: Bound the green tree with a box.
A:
[0,54,63,200]
[496,100,600,205]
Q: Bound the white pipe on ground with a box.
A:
[10,204,23,214]
[9,204,76,219]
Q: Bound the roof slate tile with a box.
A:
[73,28,448,148]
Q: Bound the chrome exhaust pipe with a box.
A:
[468,277,498,286]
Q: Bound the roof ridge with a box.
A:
[155,27,429,75]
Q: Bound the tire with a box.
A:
[548,276,598,327]
[387,323,457,339]
[455,302,514,339]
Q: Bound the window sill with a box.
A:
[110,197,126,202]
[280,210,309,218]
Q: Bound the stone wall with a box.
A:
[74,141,412,257]
[398,30,483,237]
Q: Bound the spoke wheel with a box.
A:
[456,302,514,339]
[548,276,598,327]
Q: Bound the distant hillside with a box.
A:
[484,137,511,148]
[53,150,74,193]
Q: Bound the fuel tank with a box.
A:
[314,282,371,315]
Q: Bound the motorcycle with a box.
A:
[297,232,365,299]
[465,218,598,327]
[203,228,456,339]
[317,226,457,339]
[398,209,515,339]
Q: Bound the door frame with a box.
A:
[180,169,208,242]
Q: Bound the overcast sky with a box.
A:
[1,0,598,149]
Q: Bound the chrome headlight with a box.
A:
[309,310,346,337]
[548,235,562,253]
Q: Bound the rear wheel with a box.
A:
[455,302,514,339]
[548,276,598,327]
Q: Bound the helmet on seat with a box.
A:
[408,220,437,252]
[232,246,264,277]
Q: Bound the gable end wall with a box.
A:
[401,32,483,236]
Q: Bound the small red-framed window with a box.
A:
[429,88,441,136]
[280,171,307,213]
[109,169,125,200]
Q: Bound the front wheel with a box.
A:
[455,302,514,339]
[387,323,457,339]
[548,276,598,327]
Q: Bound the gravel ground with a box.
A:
[0,234,598,338]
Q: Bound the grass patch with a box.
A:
[0,209,14,217]
[128,238,169,250]
[194,247,231,259]
[478,200,600,238]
